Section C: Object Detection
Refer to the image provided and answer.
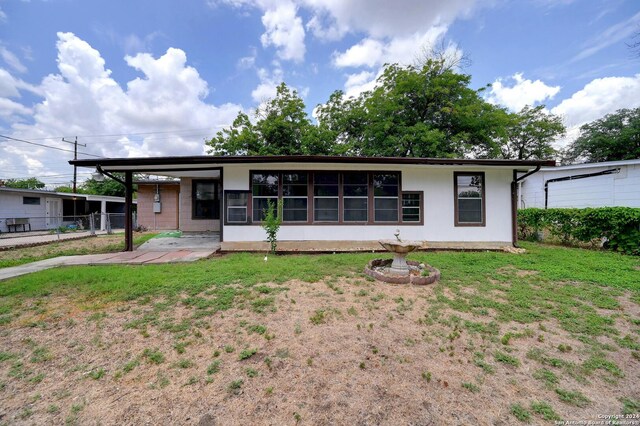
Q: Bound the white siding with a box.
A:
[0,192,48,231]
[520,163,640,208]
[221,163,514,244]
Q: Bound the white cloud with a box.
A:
[1,32,242,184]
[570,11,640,63]
[251,66,284,103]
[551,73,640,131]
[260,1,306,62]
[344,70,376,97]
[303,0,477,39]
[0,46,27,73]
[333,27,449,69]
[237,46,257,69]
[487,73,561,112]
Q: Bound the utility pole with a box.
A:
[62,136,86,223]
[61,136,86,193]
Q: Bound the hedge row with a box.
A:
[518,207,640,255]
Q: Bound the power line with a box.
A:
[22,126,228,141]
[0,135,104,158]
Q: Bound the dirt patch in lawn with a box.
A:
[0,277,638,425]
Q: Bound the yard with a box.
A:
[0,243,638,424]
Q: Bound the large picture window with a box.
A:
[248,170,421,226]
[252,173,279,221]
[454,172,485,226]
[313,172,339,222]
[192,180,219,219]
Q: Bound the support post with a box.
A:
[100,200,107,231]
[124,171,133,252]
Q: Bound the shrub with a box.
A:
[518,207,640,255]
[262,199,283,254]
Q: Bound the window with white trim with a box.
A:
[225,192,248,223]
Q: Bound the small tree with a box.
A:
[262,199,283,254]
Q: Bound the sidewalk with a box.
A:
[0,230,110,250]
[0,249,215,281]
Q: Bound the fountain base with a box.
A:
[364,259,440,285]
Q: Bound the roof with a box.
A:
[541,158,640,171]
[134,179,181,185]
[71,155,555,172]
[0,186,134,203]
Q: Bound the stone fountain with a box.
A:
[364,230,440,285]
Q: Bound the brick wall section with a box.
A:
[179,178,220,232]
[137,184,180,230]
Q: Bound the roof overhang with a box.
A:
[71,155,555,176]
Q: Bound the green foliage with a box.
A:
[238,348,257,360]
[555,388,590,407]
[316,60,512,158]
[142,348,165,364]
[518,207,640,255]
[530,401,561,421]
[494,351,520,367]
[80,174,129,197]
[207,83,337,156]
[4,177,45,190]
[565,107,640,163]
[206,61,561,159]
[262,199,282,254]
[501,105,565,160]
[510,403,532,422]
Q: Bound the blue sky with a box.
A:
[0,0,639,185]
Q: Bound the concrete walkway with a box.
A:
[0,250,214,281]
[0,230,110,250]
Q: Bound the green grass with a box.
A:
[555,388,590,407]
[0,232,158,269]
[510,403,531,422]
[530,401,561,421]
[494,351,520,367]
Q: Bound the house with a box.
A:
[519,159,640,209]
[0,187,134,233]
[71,155,554,251]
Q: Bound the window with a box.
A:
[282,173,308,222]
[373,173,399,222]
[343,172,368,222]
[225,191,248,223]
[402,193,421,222]
[252,173,279,221]
[313,172,339,222]
[454,172,485,226]
[192,180,219,219]
[23,197,40,205]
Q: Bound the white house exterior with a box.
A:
[519,159,640,209]
[0,187,133,233]
[72,155,553,251]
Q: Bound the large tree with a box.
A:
[500,105,565,160]
[3,177,45,190]
[564,107,640,163]
[81,174,128,197]
[207,83,337,156]
[315,60,512,158]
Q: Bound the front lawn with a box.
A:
[0,243,638,424]
[0,232,157,269]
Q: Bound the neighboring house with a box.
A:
[519,159,640,209]
[0,187,134,232]
[72,155,552,251]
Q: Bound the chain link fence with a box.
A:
[0,213,135,236]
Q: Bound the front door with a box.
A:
[45,198,62,229]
